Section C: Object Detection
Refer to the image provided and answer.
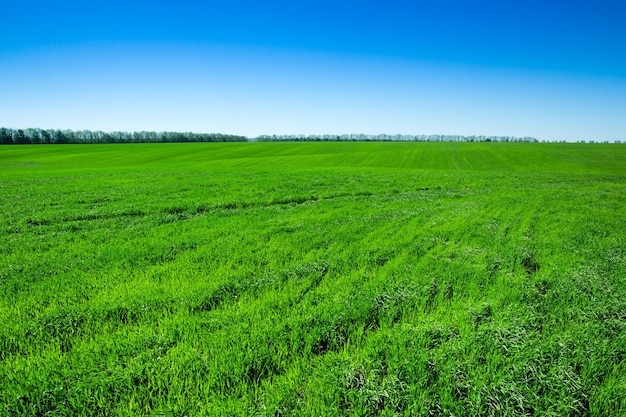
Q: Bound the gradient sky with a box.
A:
[1,0,625,141]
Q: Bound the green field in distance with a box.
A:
[1,142,625,416]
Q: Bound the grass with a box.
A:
[1,142,625,416]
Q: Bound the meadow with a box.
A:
[1,142,625,416]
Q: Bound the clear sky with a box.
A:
[1,0,625,141]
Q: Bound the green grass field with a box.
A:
[1,142,625,416]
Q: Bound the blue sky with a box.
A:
[1,0,625,141]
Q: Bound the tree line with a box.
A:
[3,128,618,144]
[255,133,542,142]
[0,127,247,144]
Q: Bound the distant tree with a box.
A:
[0,127,12,144]
[53,130,67,144]
[25,128,43,144]
[63,130,77,143]
[13,129,28,144]
[41,129,52,144]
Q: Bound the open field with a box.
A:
[1,142,625,416]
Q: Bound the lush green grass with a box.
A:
[1,142,625,416]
